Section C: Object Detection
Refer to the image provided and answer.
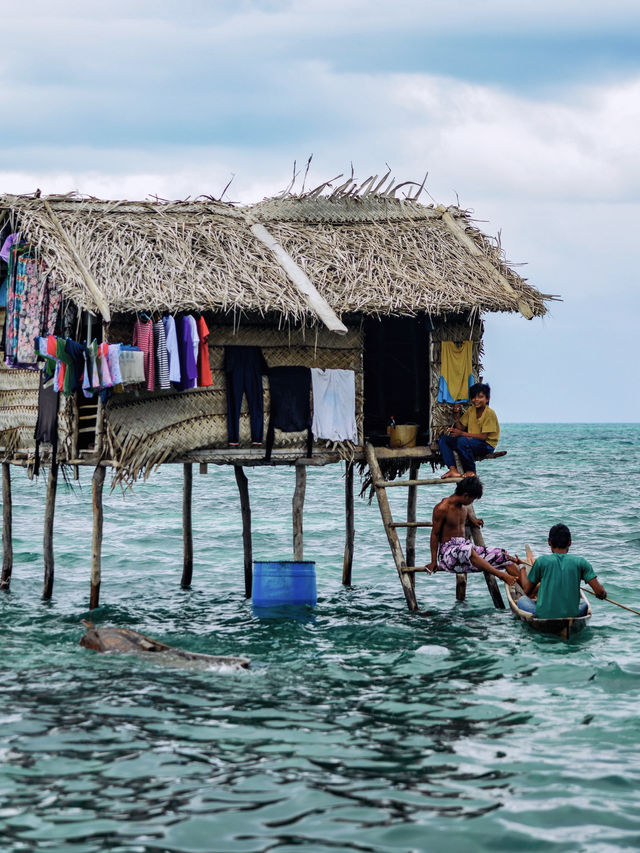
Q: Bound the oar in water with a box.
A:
[581,586,640,617]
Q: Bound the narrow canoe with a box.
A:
[504,546,591,640]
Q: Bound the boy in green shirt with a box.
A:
[518,524,606,619]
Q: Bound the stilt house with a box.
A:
[0,180,552,611]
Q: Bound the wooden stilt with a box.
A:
[1,462,13,590]
[42,460,59,600]
[234,465,253,597]
[90,464,105,609]
[405,461,419,592]
[342,461,354,585]
[181,463,193,588]
[292,464,306,561]
[469,522,505,610]
[456,573,467,602]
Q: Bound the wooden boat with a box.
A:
[80,621,251,669]
[504,546,592,640]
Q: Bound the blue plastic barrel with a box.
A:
[252,561,317,607]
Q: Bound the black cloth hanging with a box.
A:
[224,346,267,444]
[33,371,58,476]
[265,366,312,461]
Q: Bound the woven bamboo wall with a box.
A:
[0,367,74,461]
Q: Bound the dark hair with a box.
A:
[548,523,571,548]
[469,382,491,400]
[454,476,483,500]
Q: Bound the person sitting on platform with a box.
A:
[518,524,606,618]
[426,476,520,585]
[439,382,499,479]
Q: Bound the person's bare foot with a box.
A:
[462,471,476,478]
[441,468,460,479]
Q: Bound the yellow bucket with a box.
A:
[387,424,419,448]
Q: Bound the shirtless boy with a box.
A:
[426,476,520,585]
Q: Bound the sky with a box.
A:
[2,0,639,421]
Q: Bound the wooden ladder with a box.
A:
[365,442,505,612]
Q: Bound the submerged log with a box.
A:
[80,622,250,669]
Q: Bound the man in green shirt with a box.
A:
[518,524,606,619]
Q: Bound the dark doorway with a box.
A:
[363,314,430,443]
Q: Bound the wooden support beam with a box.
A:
[405,462,419,577]
[292,465,306,561]
[1,462,13,590]
[469,521,505,610]
[456,573,467,602]
[377,477,461,488]
[390,521,432,528]
[365,443,418,611]
[181,463,193,588]
[342,461,354,586]
[42,461,58,600]
[90,464,105,609]
[234,466,253,598]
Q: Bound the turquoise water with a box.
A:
[1,424,640,852]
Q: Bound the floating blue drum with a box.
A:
[252,561,317,607]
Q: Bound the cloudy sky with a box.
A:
[3,0,639,421]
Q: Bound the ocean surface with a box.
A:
[1,423,640,853]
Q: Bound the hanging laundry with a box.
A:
[153,319,171,390]
[178,315,198,390]
[97,342,113,388]
[119,346,146,385]
[224,346,267,445]
[5,251,61,365]
[196,316,213,387]
[438,341,474,403]
[162,314,181,384]
[310,368,358,443]
[107,343,123,387]
[132,317,155,391]
[265,366,312,460]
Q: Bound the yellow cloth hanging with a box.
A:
[439,341,473,403]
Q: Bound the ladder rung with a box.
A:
[376,477,461,488]
[389,521,432,528]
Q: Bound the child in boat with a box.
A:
[518,524,606,618]
[439,382,500,479]
[426,476,520,585]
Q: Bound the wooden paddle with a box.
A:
[580,587,640,617]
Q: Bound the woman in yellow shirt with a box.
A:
[439,383,499,478]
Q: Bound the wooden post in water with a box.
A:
[342,461,354,585]
[181,463,193,588]
[90,464,105,609]
[470,523,505,609]
[234,465,253,597]
[405,461,419,593]
[42,459,59,600]
[292,464,306,561]
[1,462,13,590]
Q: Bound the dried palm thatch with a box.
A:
[0,175,554,324]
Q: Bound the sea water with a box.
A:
[1,424,639,852]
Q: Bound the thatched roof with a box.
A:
[0,179,553,325]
